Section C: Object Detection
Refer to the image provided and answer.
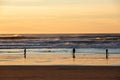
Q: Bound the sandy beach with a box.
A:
[0,54,120,80]
[0,65,120,80]
[0,53,120,80]
[0,54,120,65]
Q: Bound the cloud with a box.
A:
[1,0,114,6]
[114,0,120,11]
[0,0,2,6]
[0,0,3,12]
[114,0,120,21]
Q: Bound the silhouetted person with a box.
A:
[106,49,108,59]
[24,48,26,59]
[72,48,76,58]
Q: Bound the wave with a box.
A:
[0,34,120,48]
[0,35,38,39]
[94,37,120,41]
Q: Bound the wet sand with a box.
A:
[0,65,120,80]
[0,54,120,65]
[0,54,120,80]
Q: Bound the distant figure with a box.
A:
[106,49,108,59]
[72,48,76,58]
[24,48,26,59]
[48,50,51,52]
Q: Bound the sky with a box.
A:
[0,0,120,34]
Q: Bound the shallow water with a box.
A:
[0,34,120,65]
[0,48,120,54]
[0,48,120,65]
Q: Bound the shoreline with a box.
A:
[0,53,120,65]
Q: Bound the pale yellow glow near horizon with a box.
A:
[0,0,120,34]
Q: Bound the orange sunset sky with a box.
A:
[0,0,120,34]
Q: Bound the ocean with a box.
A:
[0,34,120,65]
[0,34,120,54]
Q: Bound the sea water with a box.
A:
[0,34,120,65]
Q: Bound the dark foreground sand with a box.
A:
[0,65,120,80]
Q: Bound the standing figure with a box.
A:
[24,48,27,59]
[73,48,76,58]
[106,49,108,59]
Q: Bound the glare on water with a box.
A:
[0,48,120,65]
